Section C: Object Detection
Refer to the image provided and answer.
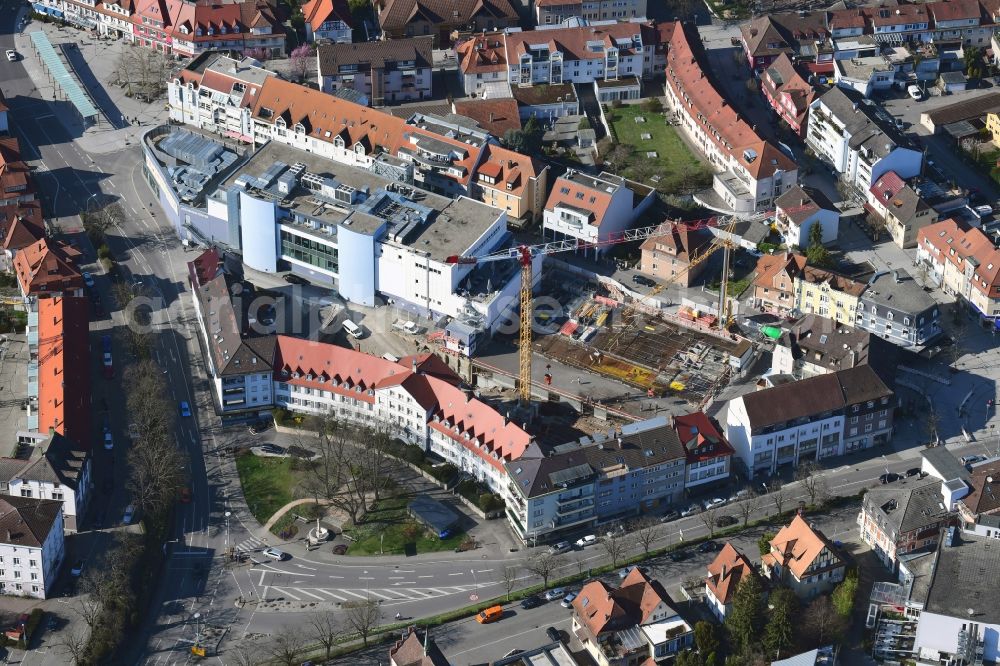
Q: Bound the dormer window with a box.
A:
[220,25,227,34]
[275,118,286,129]
[294,122,305,133]
[195,27,203,36]
[179,24,189,34]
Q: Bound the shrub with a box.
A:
[643,97,663,113]
[97,244,112,260]
[578,117,592,130]
[478,493,503,512]
[273,406,291,426]
[427,463,457,483]
[610,99,623,109]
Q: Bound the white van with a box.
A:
[907,85,922,100]
[342,319,364,338]
[381,353,400,362]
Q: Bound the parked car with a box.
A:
[70,559,84,576]
[102,351,114,379]
[680,504,700,517]
[617,565,648,579]
[178,401,192,418]
[729,488,753,503]
[698,540,719,553]
[543,587,566,601]
[122,504,135,524]
[879,473,900,484]
[560,592,577,608]
[103,431,113,451]
[703,497,727,510]
[548,541,572,555]
[715,515,738,527]
[546,626,561,642]
[660,509,680,523]
[631,274,656,288]
[262,547,287,561]
[5,50,17,62]
[283,273,308,285]
[520,595,544,610]
[669,549,689,562]
[905,467,922,478]
[907,84,923,100]
[575,534,597,548]
[961,455,986,467]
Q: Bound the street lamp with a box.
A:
[224,511,231,547]
[85,192,99,213]
[193,611,201,650]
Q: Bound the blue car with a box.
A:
[179,401,192,418]
[101,334,112,353]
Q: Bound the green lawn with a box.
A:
[605,105,711,192]
[235,452,296,524]
[342,497,466,556]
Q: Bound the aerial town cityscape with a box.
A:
[3,0,1000,662]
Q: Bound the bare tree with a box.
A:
[500,564,520,601]
[60,629,89,665]
[526,551,561,589]
[71,591,103,630]
[736,492,762,528]
[768,481,787,517]
[344,598,381,647]
[600,530,636,568]
[269,629,306,666]
[308,611,344,662]
[302,414,373,525]
[114,48,169,100]
[229,644,261,666]
[631,517,663,557]
[699,506,719,538]
[924,401,942,445]
[802,595,848,646]
[796,462,828,506]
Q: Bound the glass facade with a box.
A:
[280,230,338,273]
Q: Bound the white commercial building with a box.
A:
[0,496,64,599]
[806,86,923,195]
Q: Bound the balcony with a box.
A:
[556,498,594,516]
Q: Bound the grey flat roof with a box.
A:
[408,495,460,533]
[393,195,507,262]
[921,446,970,483]
[925,534,1000,624]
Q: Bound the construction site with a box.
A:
[532,266,746,406]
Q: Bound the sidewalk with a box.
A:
[12,17,172,155]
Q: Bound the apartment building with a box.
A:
[638,222,712,288]
[543,170,655,257]
[673,411,733,490]
[751,252,806,314]
[705,543,759,620]
[450,98,522,137]
[740,11,831,72]
[0,432,90,534]
[300,0,351,43]
[455,33,508,96]
[664,22,798,214]
[774,184,839,248]
[916,218,1000,327]
[956,462,1000,528]
[503,22,657,101]
[503,416,686,544]
[806,86,922,194]
[572,567,694,666]
[0,137,35,208]
[858,269,941,347]
[168,52,274,144]
[317,37,433,106]
[771,313,901,381]
[187,248,276,420]
[273,335,531,495]
[866,171,939,249]
[0,497,64,599]
[828,0,992,47]
[793,265,866,325]
[472,143,549,226]
[726,365,894,477]
[534,0,648,25]
[859,479,955,572]
[373,0,519,46]
[762,515,847,599]
[760,54,815,137]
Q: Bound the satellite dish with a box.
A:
[989,477,995,484]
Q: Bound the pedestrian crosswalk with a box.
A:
[263,584,479,604]
[234,535,265,553]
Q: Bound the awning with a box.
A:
[807,62,834,74]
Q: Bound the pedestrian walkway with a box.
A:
[12,16,172,155]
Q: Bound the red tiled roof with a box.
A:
[375,0,518,33]
[672,411,734,464]
[14,238,83,295]
[763,515,843,579]
[573,567,674,636]
[474,143,543,198]
[1,202,44,252]
[456,32,507,75]
[188,247,221,286]
[918,218,1000,300]
[869,171,906,203]
[36,296,91,448]
[706,543,757,606]
[504,22,650,64]
[544,174,617,226]
[272,336,530,467]
[0,137,32,204]
[301,0,351,31]
[639,221,712,264]
[667,22,796,180]
[452,98,521,136]
[930,0,982,22]
[752,251,806,291]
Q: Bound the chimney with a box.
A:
[489,112,495,123]
[412,358,418,373]
[617,437,623,449]
[893,270,901,283]
[721,563,728,579]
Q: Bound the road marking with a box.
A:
[316,589,348,601]
[391,581,417,586]
[272,586,301,601]
[374,588,410,600]
[339,589,369,600]
[402,588,433,598]
[447,572,464,576]
[388,576,406,580]
[478,569,493,573]
[366,589,394,600]
[418,575,434,578]
[294,588,326,601]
